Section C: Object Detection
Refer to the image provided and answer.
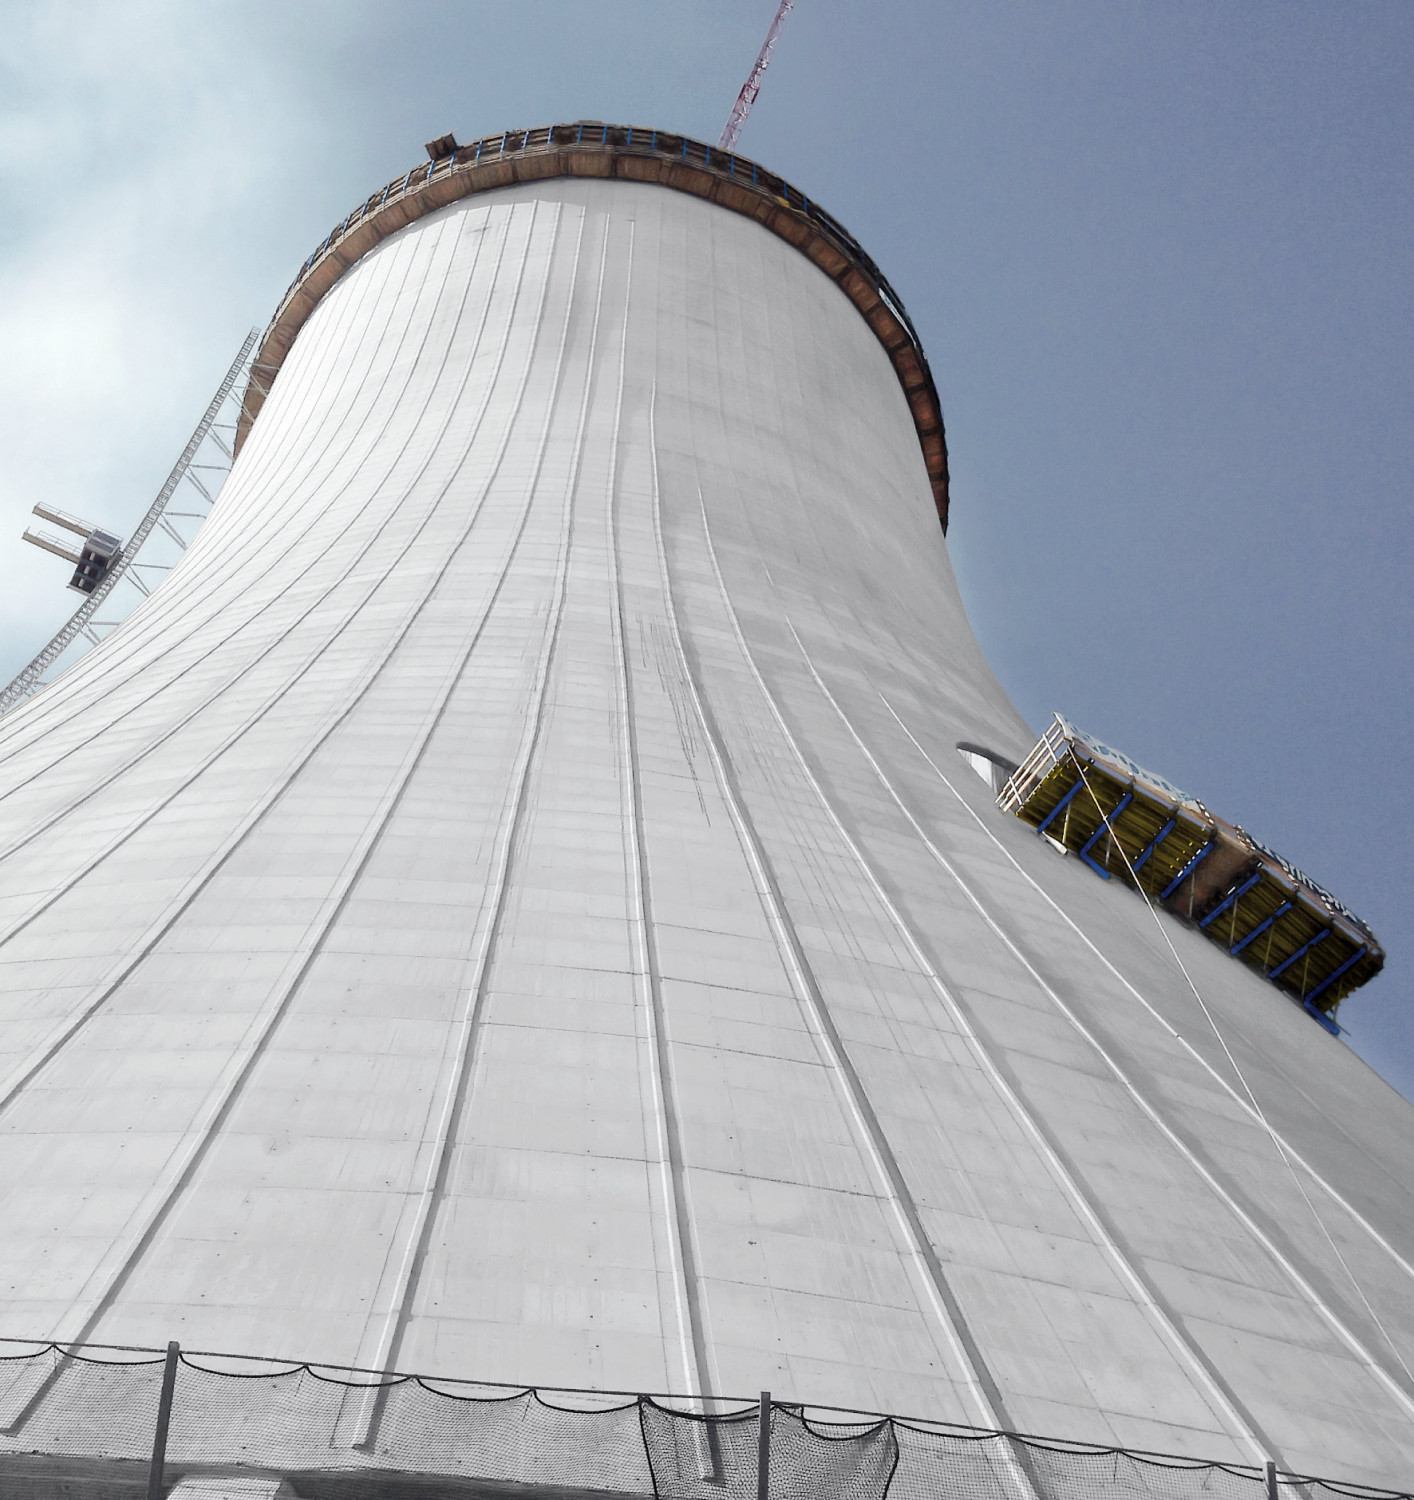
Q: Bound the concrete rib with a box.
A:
[649,458,1002,1430]
[0,204,553,1123]
[0,211,568,1393]
[769,613,1273,1464]
[880,693,1414,1296]
[0,171,1410,1487]
[356,206,597,1401]
[794,664,1414,1423]
[612,355,723,1421]
[0,216,426,762]
[0,213,505,815]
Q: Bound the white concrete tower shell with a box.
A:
[0,166,1412,1488]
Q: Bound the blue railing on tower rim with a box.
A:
[278,123,925,356]
[243,121,953,530]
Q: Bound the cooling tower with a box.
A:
[0,127,1410,1492]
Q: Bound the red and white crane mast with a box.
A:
[718,0,796,152]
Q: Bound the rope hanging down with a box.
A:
[1070,763,1414,1403]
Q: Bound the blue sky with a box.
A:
[1,0,1410,1095]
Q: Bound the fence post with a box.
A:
[756,1391,771,1500]
[1265,1460,1278,1500]
[146,1342,180,1500]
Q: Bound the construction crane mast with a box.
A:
[718,0,795,152]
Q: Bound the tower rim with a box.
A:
[235,122,951,530]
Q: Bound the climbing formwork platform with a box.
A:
[998,717,1383,1022]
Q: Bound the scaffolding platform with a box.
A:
[998,716,1384,1022]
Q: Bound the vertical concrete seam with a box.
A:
[0,200,504,769]
[0,204,547,1126]
[621,378,724,1408]
[0,222,462,799]
[778,619,1272,1464]
[1067,759,1414,1395]
[0,208,567,1400]
[647,475,1004,1431]
[866,696,1414,1421]
[0,214,434,759]
[354,202,604,1398]
[0,213,476,776]
[684,501,1046,1440]
[0,215,514,861]
[882,695,1414,1296]
[0,215,509,920]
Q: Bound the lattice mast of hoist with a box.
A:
[0,329,259,716]
[718,0,796,152]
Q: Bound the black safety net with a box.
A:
[0,1340,1407,1500]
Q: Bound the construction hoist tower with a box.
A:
[0,126,1410,1495]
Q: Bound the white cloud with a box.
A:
[0,0,343,680]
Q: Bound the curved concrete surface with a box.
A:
[0,176,1411,1485]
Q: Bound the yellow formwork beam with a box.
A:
[999,719,1384,1020]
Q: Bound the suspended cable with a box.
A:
[1071,762,1414,1393]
